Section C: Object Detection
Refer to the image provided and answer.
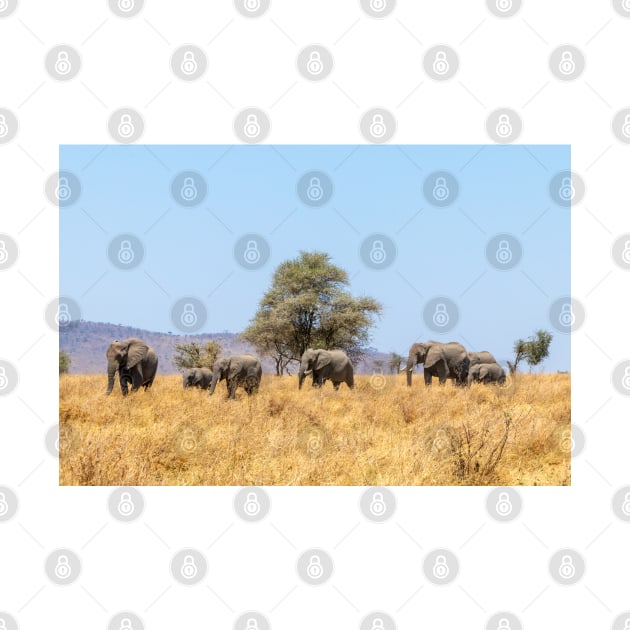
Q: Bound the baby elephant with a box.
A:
[182,367,213,390]
[208,354,262,399]
[467,362,506,385]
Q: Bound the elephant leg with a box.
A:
[129,366,143,392]
[119,369,131,396]
[333,382,340,391]
[424,370,433,386]
[227,378,238,399]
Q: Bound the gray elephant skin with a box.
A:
[405,341,469,386]
[208,354,262,399]
[468,351,497,367]
[106,338,158,396]
[468,362,506,385]
[298,349,354,390]
[182,367,213,390]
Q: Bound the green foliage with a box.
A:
[172,341,222,370]
[511,330,553,372]
[242,251,382,374]
[59,350,71,374]
[388,352,405,374]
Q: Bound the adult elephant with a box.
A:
[208,354,262,399]
[468,362,506,385]
[468,351,497,367]
[298,349,354,390]
[182,367,213,390]
[405,341,469,386]
[106,338,158,396]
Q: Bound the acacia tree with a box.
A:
[242,251,382,375]
[172,341,222,370]
[388,352,405,374]
[509,330,553,373]
[59,350,71,374]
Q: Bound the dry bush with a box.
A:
[59,372,570,486]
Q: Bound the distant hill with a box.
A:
[60,321,394,375]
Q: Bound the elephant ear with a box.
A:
[126,340,149,368]
[315,351,331,370]
[424,346,443,370]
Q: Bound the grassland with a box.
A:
[59,373,570,486]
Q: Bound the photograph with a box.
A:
[58,143,570,486]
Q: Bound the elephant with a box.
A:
[468,351,497,367]
[467,362,506,385]
[298,349,354,390]
[182,367,213,390]
[106,338,158,396]
[405,341,469,386]
[208,354,262,399]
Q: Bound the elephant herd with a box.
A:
[405,341,506,386]
[104,337,505,399]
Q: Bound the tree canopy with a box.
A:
[509,330,553,373]
[59,350,71,374]
[172,341,222,370]
[241,251,382,374]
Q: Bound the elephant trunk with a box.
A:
[298,367,305,389]
[406,356,416,387]
[106,361,117,395]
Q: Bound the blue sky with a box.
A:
[60,144,570,371]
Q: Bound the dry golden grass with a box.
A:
[59,372,570,486]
